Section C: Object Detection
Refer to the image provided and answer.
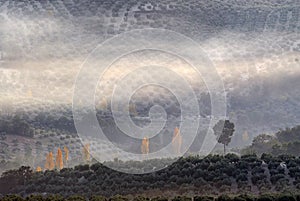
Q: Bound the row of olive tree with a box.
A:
[2,153,300,196]
[0,193,299,201]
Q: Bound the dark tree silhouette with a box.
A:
[0,166,33,194]
[213,120,235,154]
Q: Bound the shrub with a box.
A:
[233,194,255,201]
[194,196,215,201]
[216,195,232,201]
[66,195,86,201]
[26,195,44,201]
[133,196,150,201]
[233,197,246,201]
[90,196,107,201]
[109,195,128,201]
[225,153,240,162]
[1,195,24,201]
[276,194,296,201]
[257,194,275,201]
[172,196,192,201]
[236,172,248,181]
[151,197,168,201]
[270,174,286,184]
[44,195,65,201]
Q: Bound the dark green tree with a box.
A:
[26,195,45,201]
[1,194,24,201]
[45,195,65,201]
[151,197,168,201]
[194,196,215,201]
[0,166,33,194]
[213,120,235,154]
[66,195,86,201]
[109,195,128,201]
[132,196,149,201]
[90,196,107,201]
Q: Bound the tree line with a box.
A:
[0,115,34,138]
[242,125,300,156]
[0,193,300,201]
[2,153,300,197]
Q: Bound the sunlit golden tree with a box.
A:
[36,166,42,172]
[141,137,149,155]
[64,146,69,166]
[172,127,182,155]
[44,152,55,170]
[83,144,90,162]
[55,148,64,170]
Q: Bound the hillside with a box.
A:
[0,0,299,178]
[2,154,300,197]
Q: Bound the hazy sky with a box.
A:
[0,0,299,115]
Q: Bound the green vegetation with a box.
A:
[242,126,300,156]
[0,115,34,138]
[2,154,300,197]
[0,194,300,201]
[213,120,235,154]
